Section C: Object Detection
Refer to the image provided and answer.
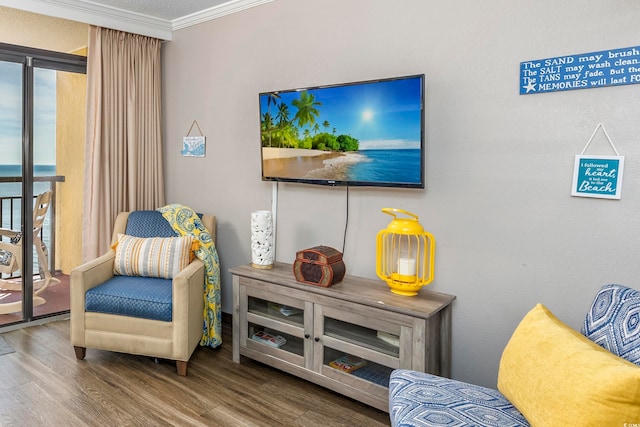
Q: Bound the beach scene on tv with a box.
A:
[260,76,423,186]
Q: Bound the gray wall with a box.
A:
[162,0,640,388]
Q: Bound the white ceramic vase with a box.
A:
[250,210,274,269]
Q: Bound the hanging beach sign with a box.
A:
[181,120,206,157]
[571,124,624,199]
[520,45,640,95]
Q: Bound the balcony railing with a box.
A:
[0,175,65,277]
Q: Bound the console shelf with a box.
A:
[230,262,456,412]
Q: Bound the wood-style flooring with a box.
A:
[0,319,390,426]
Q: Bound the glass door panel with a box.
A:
[247,322,305,356]
[0,59,24,322]
[323,347,394,388]
[0,44,86,329]
[324,317,400,357]
[319,308,401,390]
[248,296,305,327]
[247,295,305,359]
[32,66,86,319]
[32,66,59,318]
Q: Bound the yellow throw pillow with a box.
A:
[113,234,194,279]
[497,303,640,426]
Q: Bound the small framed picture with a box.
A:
[571,155,624,199]
[181,136,206,157]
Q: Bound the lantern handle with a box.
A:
[381,208,419,221]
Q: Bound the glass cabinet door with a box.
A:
[243,286,311,367]
[316,304,410,391]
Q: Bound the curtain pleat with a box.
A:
[83,26,165,261]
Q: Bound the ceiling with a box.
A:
[0,0,273,40]
[70,0,237,21]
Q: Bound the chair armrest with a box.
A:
[171,258,205,357]
[0,228,21,239]
[0,241,18,253]
[173,258,205,284]
[70,251,116,346]
[70,251,116,293]
[172,258,205,310]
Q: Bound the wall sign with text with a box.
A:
[571,124,624,200]
[571,155,624,199]
[521,46,640,95]
[181,120,206,158]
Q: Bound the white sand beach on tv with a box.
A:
[262,147,368,180]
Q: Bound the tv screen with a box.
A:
[259,74,425,188]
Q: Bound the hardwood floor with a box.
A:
[0,320,390,426]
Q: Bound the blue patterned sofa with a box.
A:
[389,284,640,426]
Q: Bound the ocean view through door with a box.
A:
[0,44,86,327]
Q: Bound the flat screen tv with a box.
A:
[259,74,425,188]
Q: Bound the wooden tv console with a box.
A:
[230,262,456,412]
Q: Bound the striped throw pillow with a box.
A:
[113,233,195,279]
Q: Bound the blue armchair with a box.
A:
[70,210,216,375]
[389,284,640,426]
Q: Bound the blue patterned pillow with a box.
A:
[389,370,529,427]
[582,284,640,365]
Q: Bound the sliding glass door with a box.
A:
[0,59,25,322]
[0,44,86,326]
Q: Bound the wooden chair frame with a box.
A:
[0,190,60,314]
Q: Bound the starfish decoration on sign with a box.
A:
[524,79,537,93]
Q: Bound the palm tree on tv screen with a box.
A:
[264,93,280,147]
[261,112,274,147]
[292,91,321,130]
[261,89,358,152]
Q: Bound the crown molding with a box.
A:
[172,0,274,31]
[0,0,172,39]
[0,0,275,41]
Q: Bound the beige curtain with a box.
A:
[83,26,165,261]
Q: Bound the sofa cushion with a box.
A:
[85,275,173,322]
[124,210,204,237]
[125,210,178,237]
[582,283,640,365]
[498,303,640,427]
[113,233,195,279]
[389,369,528,427]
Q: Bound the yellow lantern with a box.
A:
[376,208,435,296]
